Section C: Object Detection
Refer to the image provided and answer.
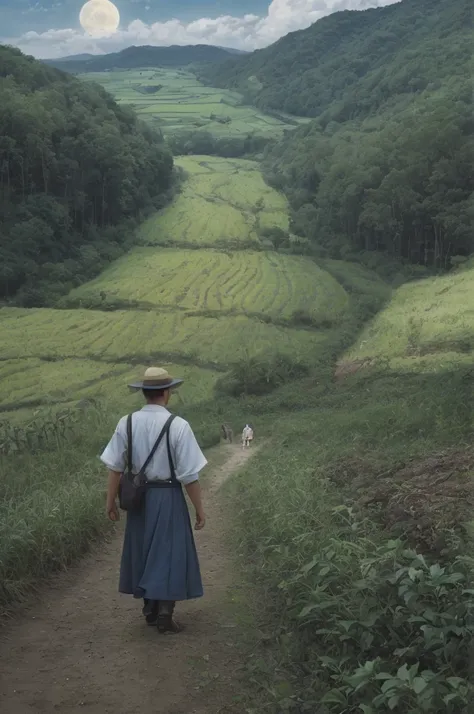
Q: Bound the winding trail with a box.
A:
[0,444,255,714]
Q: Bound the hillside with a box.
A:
[201,0,472,119]
[341,258,474,373]
[0,45,173,306]
[193,0,473,269]
[44,44,243,74]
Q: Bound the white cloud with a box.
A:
[4,0,401,59]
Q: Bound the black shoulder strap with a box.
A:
[166,415,177,483]
[138,414,175,479]
[126,414,133,473]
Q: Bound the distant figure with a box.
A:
[221,423,233,443]
[241,424,254,449]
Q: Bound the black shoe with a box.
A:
[157,617,182,634]
[157,601,181,634]
[142,599,159,625]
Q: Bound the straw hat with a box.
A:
[128,367,183,391]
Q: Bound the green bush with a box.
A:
[215,352,310,397]
[283,516,474,712]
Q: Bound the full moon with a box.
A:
[79,0,120,38]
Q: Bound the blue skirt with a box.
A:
[119,487,203,602]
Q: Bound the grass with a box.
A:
[137,156,289,247]
[343,260,474,373]
[224,359,474,712]
[0,307,331,370]
[0,356,219,422]
[64,247,349,323]
[79,68,310,139]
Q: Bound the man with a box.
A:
[241,424,253,449]
[101,367,207,634]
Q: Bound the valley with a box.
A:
[79,68,309,138]
[1,4,473,711]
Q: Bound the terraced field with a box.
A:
[342,260,474,373]
[0,82,357,426]
[66,248,349,322]
[138,156,289,246]
[79,68,310,138]
[0,356,218,418]
[0,308,328,367]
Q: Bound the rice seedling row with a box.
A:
[0,307,331,369]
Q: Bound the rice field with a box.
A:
[343,261,474,372]
[0,356,220,422]
[66,248,349,322]
[138,156,289,246]
[79,68,310,138]
[0,307,329,369]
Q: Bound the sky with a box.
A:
[1,0,401,59]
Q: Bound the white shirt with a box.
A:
[100,405,207,485]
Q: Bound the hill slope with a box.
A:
[0,45,173,306]
[202,0,472,119]
[200,0,474,268]
[44,44,243,74]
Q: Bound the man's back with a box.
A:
[101,404,207,485]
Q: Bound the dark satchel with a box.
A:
[118,413,176,512]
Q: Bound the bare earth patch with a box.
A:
[328,448,474,554]
[334,358,374,381]
[0,444,256,714]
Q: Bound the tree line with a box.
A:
[0,45,174,306]
[263,81,473,268]
[199,0,473,269]
[201,0,472,121]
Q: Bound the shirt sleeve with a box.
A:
[173,420,208,485]
[100,417,127,472]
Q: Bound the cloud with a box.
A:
[4,0,401,59]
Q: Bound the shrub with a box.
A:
[215,352,310,397]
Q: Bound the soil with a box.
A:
[0,444,255,714]
[328,448,474,554]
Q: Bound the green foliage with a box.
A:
[226,355,474,712]
[263,86,473,268]
[168,130,274,158]
[291,529,474,713]
[216,352,310,397]
[0,45,173,303]
[201,0,473,268]
[202,0,471,120]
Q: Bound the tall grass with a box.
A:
[225,363,474,712]
[0,408,114,610]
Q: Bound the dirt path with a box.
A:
[0,444,255,714]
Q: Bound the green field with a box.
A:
[0,357,218,418]
[0,307,328,366]
[138,156,289,245]
[0,151,351,425]
[79,68,309,138]
[65,248,349,322]
[343,260,474,373]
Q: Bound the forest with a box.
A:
[201,0,471,121]
[0,46,173,306]
[263,82,473,268]
[201,0,473,268]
